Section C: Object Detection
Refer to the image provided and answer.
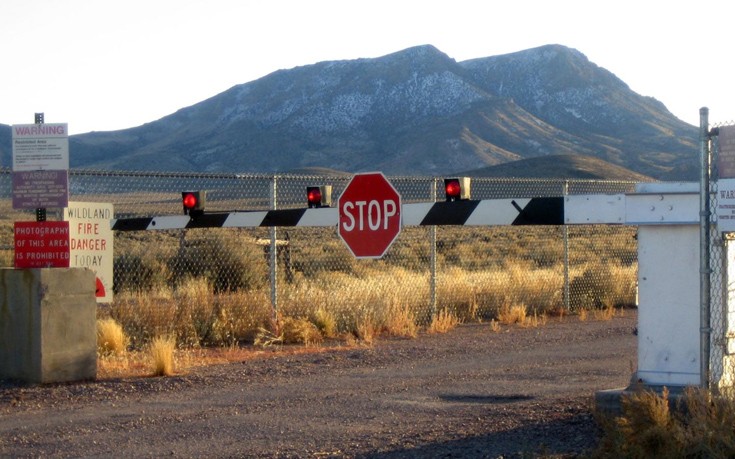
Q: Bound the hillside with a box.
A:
[460,154,653,181]
[0,44,699,180]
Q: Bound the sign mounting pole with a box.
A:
[34,113,46,222]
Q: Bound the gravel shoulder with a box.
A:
[0,311,637,458]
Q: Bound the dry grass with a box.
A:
[580,305,618,322]
[149,335,176,376]
[281,317,323,345]
[520,311,547,328]
[592,306,617,321]
[355,317,377,346]
[594,387,735,457]
[428,308,460,334]
[97,318,128,356]
[383,302,419,338]
[103,231,637,355]
[497,304,528,325]
[311,308,338,338]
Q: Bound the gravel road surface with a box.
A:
[1,312,637,458]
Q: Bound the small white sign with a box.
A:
[11,123,69,171]
[64,202,114,303]
[716,178,735,233]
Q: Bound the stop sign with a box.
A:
[338,172,402,258]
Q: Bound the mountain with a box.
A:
[1,44,699,180]
[460,154,653,181]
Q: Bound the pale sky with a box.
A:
[2,0,732,135]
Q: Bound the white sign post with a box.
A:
[64,202,114,303]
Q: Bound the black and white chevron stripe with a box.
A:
[111,197,564,231]
[401,197,563,226]
[111,207,339,231]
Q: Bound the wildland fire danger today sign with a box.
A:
[338,172,401,258]
[64,202,114,303]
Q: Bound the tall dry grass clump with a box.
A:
[428,308,460,334]
[149,335,176,376]
[280,317,323,345]
[497,304,528,325]
[383,301,419,338]
[97,318,128,356]
[311,307,338,339]
[594,387,735,457]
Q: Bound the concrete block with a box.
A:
[0,268,97,384]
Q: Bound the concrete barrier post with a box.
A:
[0,268,97,384]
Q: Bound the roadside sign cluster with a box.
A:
[10,119,113,302]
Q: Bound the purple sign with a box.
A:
[719,125,735,179]
[12,170,69,209]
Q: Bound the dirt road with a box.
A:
[0,312,637,458]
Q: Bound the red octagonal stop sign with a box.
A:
[338,172,402,259]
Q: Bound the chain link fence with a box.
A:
[0,169,639,349]
[709,120,735,391]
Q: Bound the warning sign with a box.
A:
[64,202,114,302]
[11,123,69,171]
[718,126,735,179]
[14,221,70,268]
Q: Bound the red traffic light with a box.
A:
[307,187,322,207]
[306,185,332,208]
[444,177,471,202]
[182,191,206,216]
[183,193,198,209]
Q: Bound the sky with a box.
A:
[1,0,733,135]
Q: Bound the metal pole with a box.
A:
[430,178,438,318]
[563,181,570,311]
[34,113,46,222]
[699,107,712,389]
[270,175,278,324]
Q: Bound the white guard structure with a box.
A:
[570,182,731,388]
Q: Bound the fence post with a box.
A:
[430,177,438,318]
[563,181,570,311]
[699,107,712,389]
[270,175,279,323]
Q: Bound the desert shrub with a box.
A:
[292,247,357,278]
[113,253,168,293]
[569,263,636,311]
[382,302,419,338]
[383,234,430,270]
[311,307,338,338]
[107,292,178,349]
[594,387,735,458]
[168,232,267,292]
[281,317,323,345]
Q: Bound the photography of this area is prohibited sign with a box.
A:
[63,202,114,303]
